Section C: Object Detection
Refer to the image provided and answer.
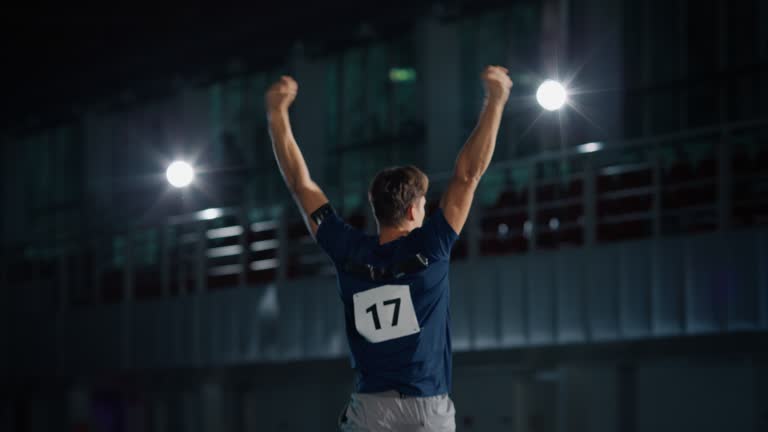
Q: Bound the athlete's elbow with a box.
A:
[453,165,483,185]
[283,175,300,193]
[291,178,320,195]
[284,171,313,193]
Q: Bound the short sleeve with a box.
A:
[315,211,366,265]
[413,208,459,261]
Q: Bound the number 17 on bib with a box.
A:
[353,284,421,343]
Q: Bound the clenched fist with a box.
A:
[481,66,513,104]
[266,75,298,113]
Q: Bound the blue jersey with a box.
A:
[316,209,458,396]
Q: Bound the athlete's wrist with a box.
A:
[267,106,290,119]
[484,94,508,108]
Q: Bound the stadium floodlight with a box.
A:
[166,161,195,188]
[536,80,568,111]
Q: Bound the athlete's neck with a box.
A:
[378,226,412,245]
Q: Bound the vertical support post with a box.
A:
[682,241,693,334]
[177,225,186,295]
[651,143,663,335]
[717,0,727,125]
[161,226,170,297]
[717,130,732,232]
[195,221,207,294]
[651,144,663,237]
[718,129,733,330]
[641,0,651,135]
[91,240,102,305]
[527,162,538,251]
[583,156,597,246]
[58,254,69,313]
[193,220,206,367]
[650,238,661,335]
[276,206,289,284]
[238,207,249,288]
[124,234,135,302]
[679,0,689,128]
[122,234,135,369]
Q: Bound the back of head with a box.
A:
[368,165,429,228]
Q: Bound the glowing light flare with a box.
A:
[536,80,568,111]
[577,142,604,153]
[166,161,195,188]
[199,208,222,220]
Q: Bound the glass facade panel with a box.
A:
[326,33,425,202]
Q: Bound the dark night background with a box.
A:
[1,1,767,431]
[0,2,424,128]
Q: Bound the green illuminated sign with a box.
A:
[389,68,416,82]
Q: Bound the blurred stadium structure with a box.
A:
[1,0,768,431]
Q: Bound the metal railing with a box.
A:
[4,119,768,311]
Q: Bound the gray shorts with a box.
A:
[338,391,456,432]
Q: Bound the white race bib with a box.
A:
[353,284,421,343]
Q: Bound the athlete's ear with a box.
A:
[406,202,416,221]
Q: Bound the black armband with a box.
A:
[310,203,336,226]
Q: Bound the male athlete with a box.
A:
[267,65,512,431]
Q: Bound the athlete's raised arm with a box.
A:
[440,66,512,234]
[266,76,329,237]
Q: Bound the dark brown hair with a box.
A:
[368,165,429,227]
